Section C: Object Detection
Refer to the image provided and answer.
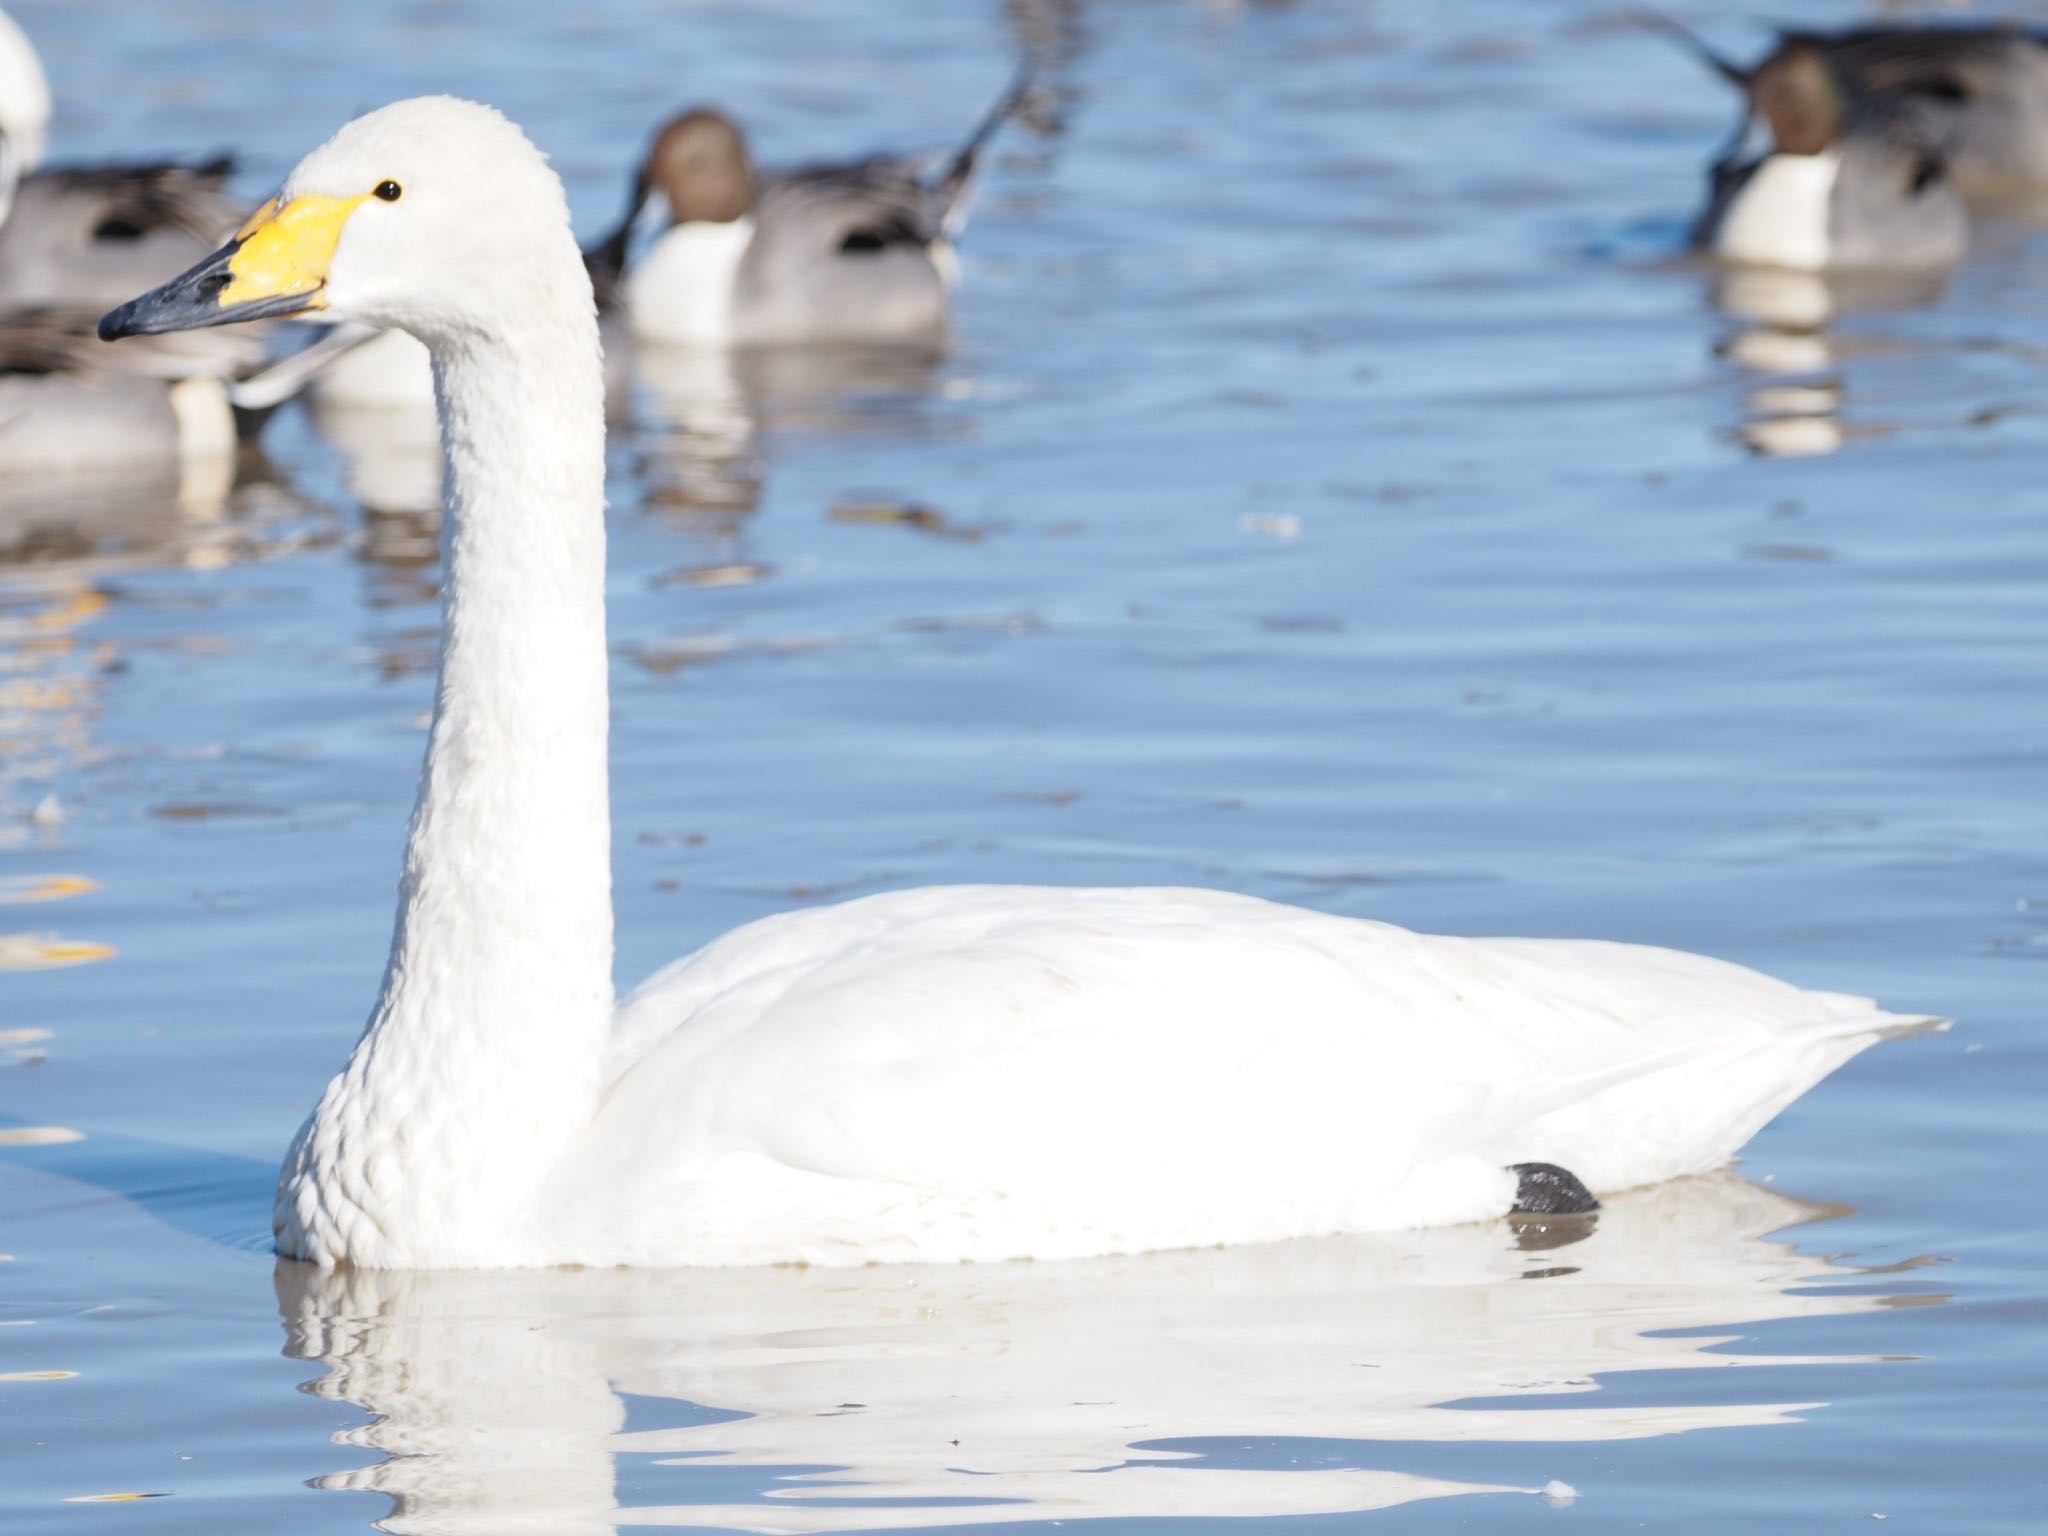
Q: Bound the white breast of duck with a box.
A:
[1713,151,1841,271]
[625,216,756,346]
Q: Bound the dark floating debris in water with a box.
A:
[148,801,285,822]
[651,561,774,590]
[829,498,984,541]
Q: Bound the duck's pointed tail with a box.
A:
[1463,998,1946,1197]
[1632,6,1754,88]
[934,64,1035,241]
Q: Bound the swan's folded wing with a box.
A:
[579,887,1915,1262]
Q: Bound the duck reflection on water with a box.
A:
[1711,266,1947,459]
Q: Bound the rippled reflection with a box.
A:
[1711,268,1951,459]
[279,1173,1915,1534]
[633,342,951,532]
[633,344,764,524]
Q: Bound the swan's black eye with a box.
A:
[373,180,403,203]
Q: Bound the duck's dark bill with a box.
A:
[99,237,323,341]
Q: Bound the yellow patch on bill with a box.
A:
[222,193,367,312]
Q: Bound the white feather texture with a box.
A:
[149,98,1926,1272]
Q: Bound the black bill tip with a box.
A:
[97,300,148,343]
[98,234,319,344]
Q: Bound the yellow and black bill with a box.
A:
[99,193,365,341]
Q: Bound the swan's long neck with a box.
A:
[278,276,612,1265]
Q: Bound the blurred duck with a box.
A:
[0,155,248,312]
[0,306,237,473]
[1802,26,2048,203]
[587,70,1032,346]
[1664,16,2048,206]
[1671,30,1969,272]
[0,7,252,312]
[0,299,349,477]
[0,2,317,472]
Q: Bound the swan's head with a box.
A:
[100,97,584,346]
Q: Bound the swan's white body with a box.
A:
[103,99,1926,1272]
[282,880,1905,1269]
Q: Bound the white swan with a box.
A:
[0,8,346,476]
[100,97,1934,1271]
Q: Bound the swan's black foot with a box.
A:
[1508,1162,1600,1216]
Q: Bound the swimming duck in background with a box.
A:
[0,295,356,479]
[0,7,254,312]
[102,98,1934,1272]
[1646,15,1969,272]
[0,2,327,473]
[1795,25,2048,204]
[0,306,239,476]
[587,69,1032,346]
[1656,15,2048,206]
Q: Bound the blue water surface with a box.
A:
[2,1,2042,1532]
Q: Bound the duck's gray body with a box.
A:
[0,161,322,472]
[1675,29,1971,271]
[0,308,237,473]
[1696,126,1969,272]
[0,158,246,311]
[0,365,191,469]
[591,71,1031,348]
[729,156,960,343]
[1782,26,2048,202]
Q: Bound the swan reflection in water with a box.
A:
[278,1172,1920,1533]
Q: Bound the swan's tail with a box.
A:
[1483,1001,1946,1197]
[1861,1011,1950,1042]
